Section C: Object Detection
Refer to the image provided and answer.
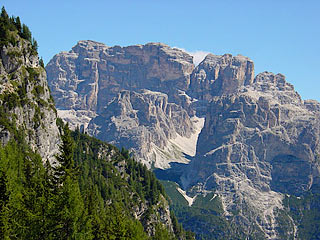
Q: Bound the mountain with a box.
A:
[46,40,201,168]
[47,39,320,239]
[0,8,192,239]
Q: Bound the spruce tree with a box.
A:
[51,122,92,239]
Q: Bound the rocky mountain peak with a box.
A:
[87,89,199,169]
[189,53,254,100]
[242,71,303,108]
[71,40,109,57]
[46,41,195,114]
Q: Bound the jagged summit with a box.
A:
[189,52,255,99]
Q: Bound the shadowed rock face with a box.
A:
[46,40,198,168]
[87,89,196,168]
[271,154,312,195]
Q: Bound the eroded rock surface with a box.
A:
[46,41,198,167]
[0,34,60,163]
[88,89,199,168]
[189,53,254,100]
[182,71,320,239]
[46,40,194,114]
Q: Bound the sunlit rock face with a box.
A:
[189,53,254,101]
[46,40,194,114]
[87,89,198,169]
[46,41,198,168]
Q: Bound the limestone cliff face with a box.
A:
[46,41,197,167]
[189,53,254,101]
[46,40,194,114]
[88,89,196,168]
[0,34,60,163]
[182,71,320,239]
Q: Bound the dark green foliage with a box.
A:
[39,57,44,68]
[161,180,257,240]
[0,6,38,53]
[0,121,185,239]
[284,192,320,239]
[1,91,20,110]
[0,7,191,240]
[123,149,165,205]
[21,24,31,42]
[0,140,51,239]
[71,130,172,239]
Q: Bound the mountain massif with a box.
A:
[47,40,320,239]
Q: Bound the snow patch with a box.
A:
[57,109,96,130]
[177,187,196,206]
[149,116,204,169]
[169,116,204,157]
[210,194,218,201]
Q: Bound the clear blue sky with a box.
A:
[2,0,320,101]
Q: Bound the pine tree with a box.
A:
[14,16,21,33]
[0,168,8,239]
[51,122,92,239]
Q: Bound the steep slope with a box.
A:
[46,40,194,114]
[177,72,320,239]
[87,89,202,168]
[189,53,254,100]
[72,130,195,239]
[0,13,60,163]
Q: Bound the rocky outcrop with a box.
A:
[87,89,200,169]
[189,53,254,101]
[181,71,320,239]
[0,34,60,163]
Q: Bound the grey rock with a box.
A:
[46,40,320,239]
[189,53,254,101]
[182,71,320,239]
[47,41,197,168]
[0,35,60,163]
[46,40,194,114]
[88,89,196,168]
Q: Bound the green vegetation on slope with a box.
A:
[161,180,267,240]
[283,192,320,239]
[0,7,37,53]
[0,119,175,239]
